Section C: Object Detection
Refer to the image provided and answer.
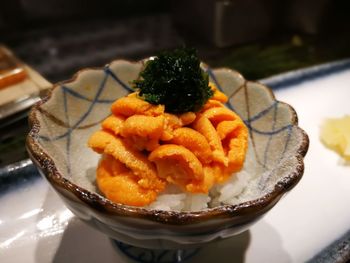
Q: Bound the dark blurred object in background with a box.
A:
[2,0,350,47]
[0,0,168,25]
[285,0,330,34]
[172,0,349,47]
[0,1,178,83]
[172,0,274,47]
[1,0,350,53]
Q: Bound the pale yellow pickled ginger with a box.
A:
[320,115,350,161]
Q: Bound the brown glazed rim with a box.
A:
[26,59,309,225]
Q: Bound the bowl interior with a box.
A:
[33,60,306,208]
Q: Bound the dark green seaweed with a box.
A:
[133,47,213,113]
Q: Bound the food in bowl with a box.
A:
[88,48,249,209]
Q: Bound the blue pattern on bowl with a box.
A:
[38,66,133,174]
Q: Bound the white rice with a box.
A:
[147,167,256,212]
[147,184,211,211]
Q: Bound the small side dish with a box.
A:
[88,48,249,208]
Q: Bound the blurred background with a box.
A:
[1,0,350,167]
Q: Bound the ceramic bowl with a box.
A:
[26,59,309,250]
